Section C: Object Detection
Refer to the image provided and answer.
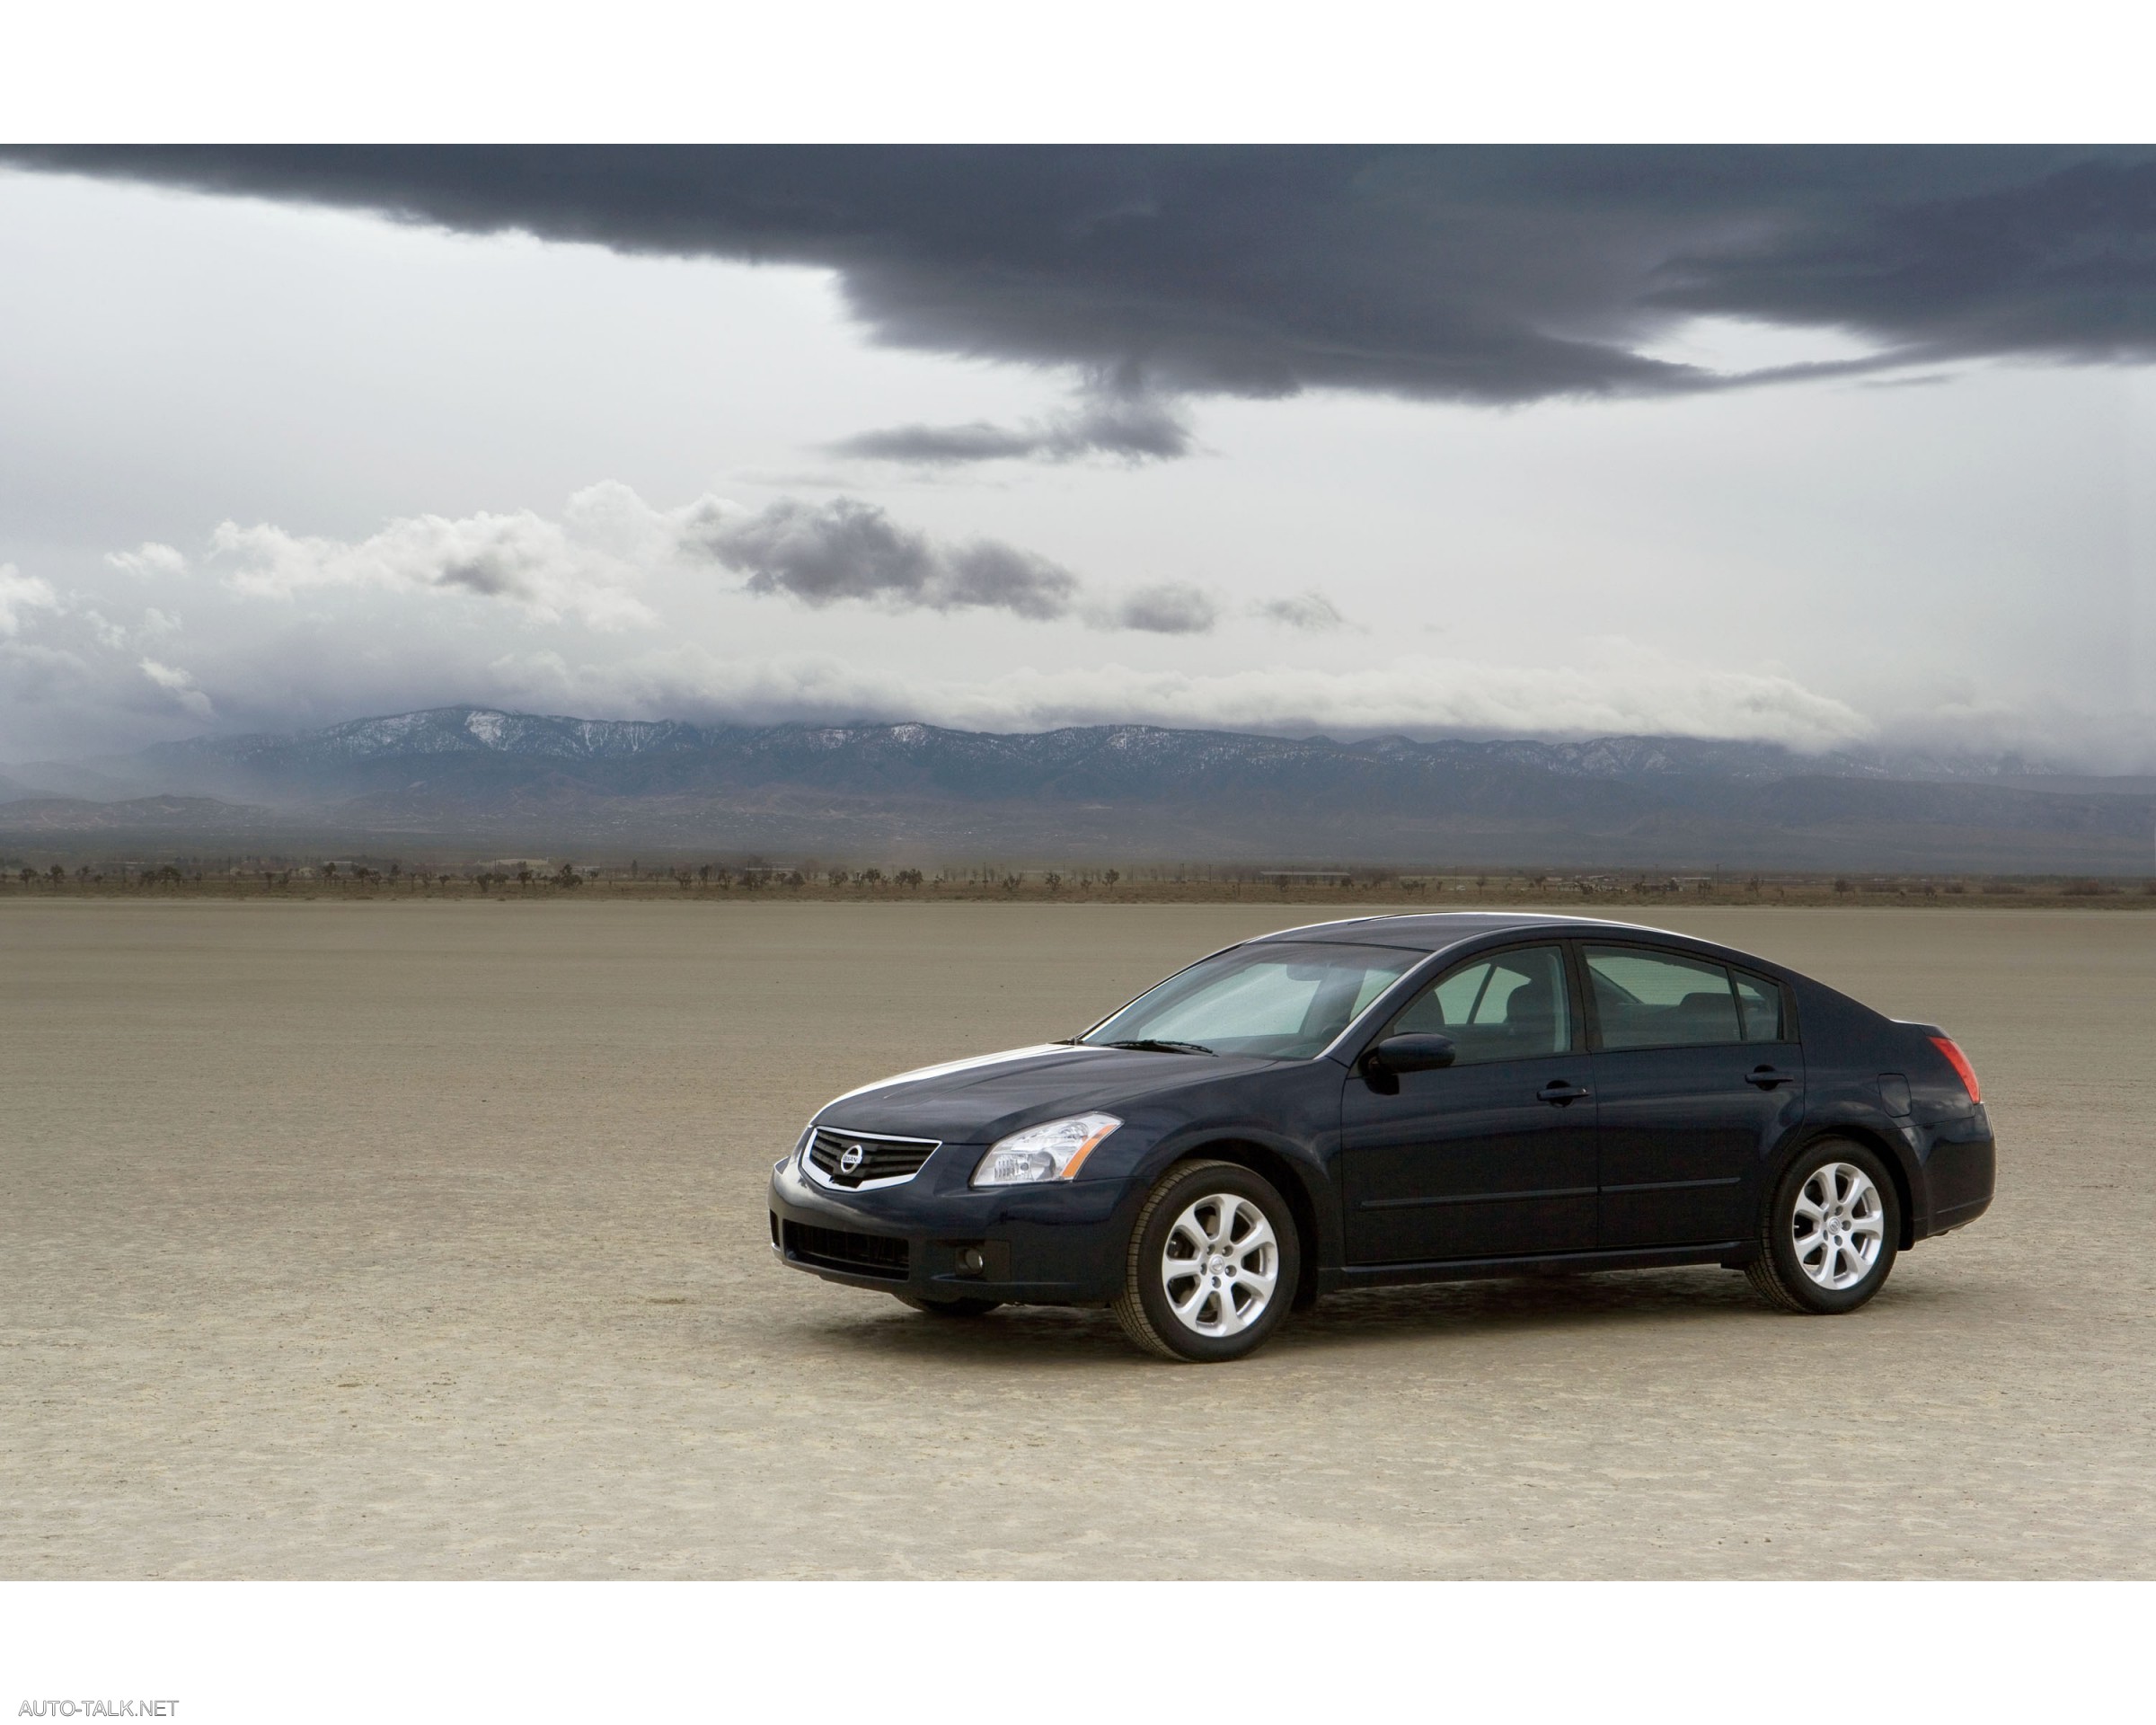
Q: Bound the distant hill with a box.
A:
[4,705,2152,871]
[0,794,275,836]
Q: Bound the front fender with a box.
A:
[1115,1114,1344,1301]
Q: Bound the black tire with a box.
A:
[894,1294,1003,1317]
[1112,1159,1301,1363]
[1745,1137,1901,1314]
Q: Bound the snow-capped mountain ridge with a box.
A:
[134,704,2062,785]
[9,706,2140,874]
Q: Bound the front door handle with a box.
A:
[1538,1079,1591,1107]
[1746,1065,1797,1090]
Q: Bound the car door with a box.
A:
[1582,942,1806,1249]
[1340,943,1598,1264]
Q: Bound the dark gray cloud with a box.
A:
[834,392,1192,464]
[11,146,2155,408]
[683,497,1230,635]
[1256,592,1348,632]
[1107,583,1219,635]
[682,496,1079,620]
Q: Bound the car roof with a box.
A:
[1249,912,1700,954]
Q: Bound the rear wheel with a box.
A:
[1746,1138,1900,1314]
[1113,1159,1300,1363]
[894,1294,1002,1317]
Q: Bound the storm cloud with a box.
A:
[12,145,2156,411]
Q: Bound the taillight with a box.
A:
[1930,1036,1982,1104]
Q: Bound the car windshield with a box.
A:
[1081,941,1422,1060]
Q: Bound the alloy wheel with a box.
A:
[1159,1190,1279,1337]
[1792,1161,1886,1291]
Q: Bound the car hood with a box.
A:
[813,1042,1285,1142]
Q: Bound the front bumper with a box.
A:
[767,1142,1137,1305]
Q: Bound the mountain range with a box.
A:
[4,705,2152,872]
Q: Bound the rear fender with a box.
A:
[1767,1122,1922,1251]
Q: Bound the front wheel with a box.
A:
[1746,1138,1901,1314]
[1113,1160,1301,1362]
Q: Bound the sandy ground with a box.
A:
[4,899,2152,1579]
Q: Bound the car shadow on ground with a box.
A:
[805,1265,1918,1369]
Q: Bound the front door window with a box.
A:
[1390,944,1572,1064]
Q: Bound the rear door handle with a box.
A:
[1746,1065,1797,1089]
[1538,1079,1591,1107]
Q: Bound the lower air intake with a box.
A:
[782,1219,911,1279]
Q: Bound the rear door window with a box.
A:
[1585,945,1746,1050]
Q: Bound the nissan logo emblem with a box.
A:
[838,1143,867,1174]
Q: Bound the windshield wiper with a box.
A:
[1102,1038,1215,1056]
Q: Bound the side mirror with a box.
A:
[1364,1032,1457,1078]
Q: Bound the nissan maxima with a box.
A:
[768,914,1994,1362]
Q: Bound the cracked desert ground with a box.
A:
[4,899,2152,1578]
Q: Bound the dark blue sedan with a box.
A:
[769,914,1995,1361]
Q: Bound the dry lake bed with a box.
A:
[4,899,2152,1578]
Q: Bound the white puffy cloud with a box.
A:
[208,506,657,629]
[0,563,60,637]
[105,542,188,579]
[138,657,216,721]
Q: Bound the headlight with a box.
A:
[971,1112,1121,1187]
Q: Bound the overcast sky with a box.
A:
[2,146,2152,766]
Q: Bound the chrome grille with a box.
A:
[806,1128,940,1190]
